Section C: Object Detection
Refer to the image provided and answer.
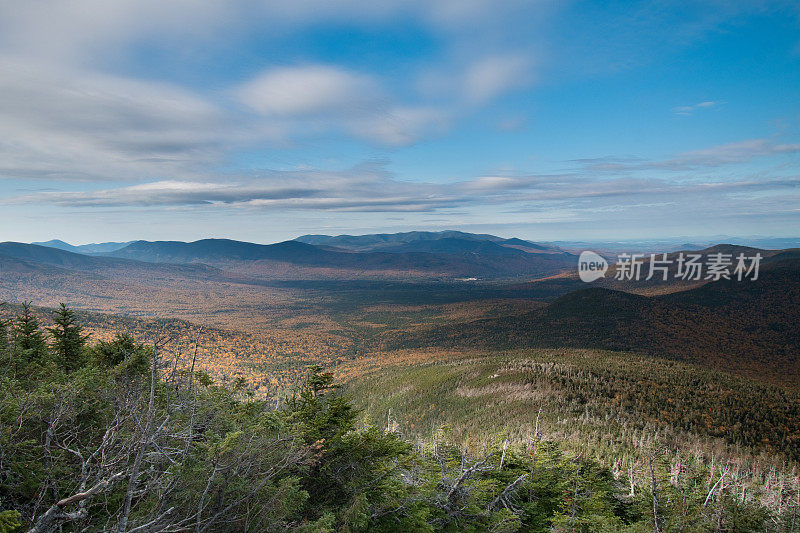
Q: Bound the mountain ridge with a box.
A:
[294,230,564,254]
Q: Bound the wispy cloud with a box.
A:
[416,52,538,106]
[575,138,800,173]
[0,58,236,182]
[672,100,722,116]
[462,54,535,104]
[8,162,798,218]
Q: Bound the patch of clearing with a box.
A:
[455,380,561,401]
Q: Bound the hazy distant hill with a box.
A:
[32,239,133,254]
[370,237,560,256]
[295,230,564,253]
[0,242,276,321]
[1,242,136,270]
[547,237,800,254]
[0,250,87,278]
[104,239,321,263]
[0,242,234,282]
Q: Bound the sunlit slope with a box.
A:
[347,348,800,462]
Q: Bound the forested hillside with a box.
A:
[2,304,795,532]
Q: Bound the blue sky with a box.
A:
[0,0,798,244]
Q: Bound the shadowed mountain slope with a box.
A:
[396,256,800,385]
[0,242,225,278]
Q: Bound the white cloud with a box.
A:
[0,57,449,184]
[463,54,534,103]
[416,53,537,106]
[463,176,530,191]
[237,65,378,116]
[349,106,450,146]
[234,66,449,146]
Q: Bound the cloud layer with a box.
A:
[9,154,798,224]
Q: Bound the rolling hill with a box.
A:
[397,254,800,385]
[1,241,145,270]
[103,238,322,263]
[0,241,228,279]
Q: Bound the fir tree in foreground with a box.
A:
[47,304,88,373]
[12,302,47,362]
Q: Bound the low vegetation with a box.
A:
[348,349,800,531]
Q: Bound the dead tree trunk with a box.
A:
[27,473,123,533]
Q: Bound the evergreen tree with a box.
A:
[47,303,87,372]
[0,510,21,533]
[91,333,151,376]
[13,302,47,362]
[0,302,9,357]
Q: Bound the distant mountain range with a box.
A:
[0,233,584,326]
[20,231,576,280]
[17,231,800,285]
[33,231,799,259]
